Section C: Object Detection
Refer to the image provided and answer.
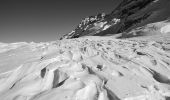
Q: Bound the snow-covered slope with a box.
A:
[161,23,170,34]
[113,19,170,42]
[61,0,170,39]
[0,37,170,100]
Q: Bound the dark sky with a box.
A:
[0,0,120,43]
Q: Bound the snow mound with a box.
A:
[0,37,170,100]
[161,24,170,34]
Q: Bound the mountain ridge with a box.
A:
[61,0,170,40]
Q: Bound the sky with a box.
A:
[0,0,120,43]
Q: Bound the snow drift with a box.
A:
[0,37,170,100]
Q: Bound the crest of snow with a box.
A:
[10,42,27,46]
[84,25,89,30]
[90,17,96,22]
[153,0,159,3]
[103,25,111,30]
[112,18,120,24]
[0,42,28,53]
[0,43,8,48]
[94,21,107,28]
[160,24,170,34]
[68,31,75,35]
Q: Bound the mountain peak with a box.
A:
[61,0,170,39]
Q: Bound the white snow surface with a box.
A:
[0,36,170,100]
[161,24,170,34]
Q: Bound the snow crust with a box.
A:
[161,24,170,34]
[0,37,170,100]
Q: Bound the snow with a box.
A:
[103,25,111,30]
[112,18,120,24]
[0,37,170,100]
[94,21,107,28]
[160,24,170,34]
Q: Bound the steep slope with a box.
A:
[61,0,170,39]
[113,19,170,42]
[0,37,170,100]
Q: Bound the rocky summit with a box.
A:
[61,0,170,39]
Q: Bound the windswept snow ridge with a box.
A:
[0,37,170,100]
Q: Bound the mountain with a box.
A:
[1,0,170,100]
[61,0,170,39]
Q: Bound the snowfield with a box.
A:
[0,37,170,100]
[1,0,170,99]
[161,24,170,34]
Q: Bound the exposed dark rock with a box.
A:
[41,68,46,78]
[61,0,170,39]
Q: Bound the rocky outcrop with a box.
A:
[0,37,170,100]
[61,0,170,39]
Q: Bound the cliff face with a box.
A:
[61,0,170,39]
